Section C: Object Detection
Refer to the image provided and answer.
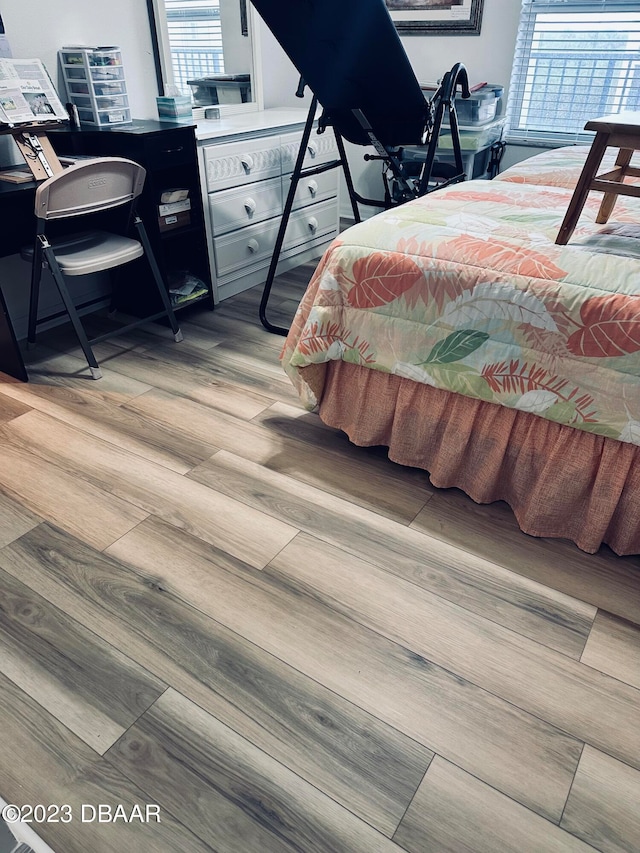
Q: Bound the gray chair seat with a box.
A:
[21,230,144,276]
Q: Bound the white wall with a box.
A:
[1,0,159,121]
[220,0,252,77]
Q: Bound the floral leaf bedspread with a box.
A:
[281,147,640,446]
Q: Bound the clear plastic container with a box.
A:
[95,94,129,109]
[67,81,90,95]
[70,93,128,109]
[90,65,125,81]
[436,147,493,180]
[97,108,131,125]
[76,108,96,123]
[69,95,92,108]
[438,118,506,151]
[64,66,88,81]
[92,81,127,96]
[77,107,131,125]
[87,50,122,67]
[60,51,86,66]
[445,85,505,127]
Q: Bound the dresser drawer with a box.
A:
[203,136,282,192]
[213,216,281,278]
[208,177,282,235]
[280,131,339,175]
[285,167,339,211]
[144,129,195,169]
[284,199,338,249]
[213,198,337,279]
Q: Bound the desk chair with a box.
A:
[252,0,470,333]
[21,157,183,379]
[556,112,640,245]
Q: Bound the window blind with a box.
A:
[507,0,640,145]
[165,0,224,95]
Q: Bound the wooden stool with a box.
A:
[556,111,640,245]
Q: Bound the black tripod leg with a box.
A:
[448,106,465,179]
[259,96,318,335]
[27,236,43,348]
[417,100,445,196]
[334,132,361,224]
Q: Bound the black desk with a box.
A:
[51,120,212,319]
[0,119,212,382]
[0,176,38,381]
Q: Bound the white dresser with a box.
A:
[196,108,340,302]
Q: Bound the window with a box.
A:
[508,0,640,144]
[165,0,225,95]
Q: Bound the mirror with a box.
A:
[149,0,261,114]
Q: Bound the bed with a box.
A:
[280,146,640,556]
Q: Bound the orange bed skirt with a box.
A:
[318,361,640,555]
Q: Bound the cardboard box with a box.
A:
[158,198,191,217]
[158,209,191,232]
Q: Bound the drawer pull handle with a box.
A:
[240,154,254,173]
[307,180,318,197]
[247,238,260,253]
[244,198,257,215]
[308,217,318,232]
[162,146,184,155]
[307,141,318,157]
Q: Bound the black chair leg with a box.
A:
[135,217,183,342]
[27,240,43,348]
[43,247,102,380]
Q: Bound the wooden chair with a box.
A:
[21,157,183,379]
[556,111,640,245]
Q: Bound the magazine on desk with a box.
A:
[0,57,67,125]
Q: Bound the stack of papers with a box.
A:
[0,58,67,126]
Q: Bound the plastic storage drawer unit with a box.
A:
[60,46,132,126]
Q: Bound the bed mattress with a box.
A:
[282,153,640,447]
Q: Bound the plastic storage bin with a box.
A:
[59,46,132,126]
[450,84,504,126]
[420,83,504,127]
[401,116,505,183]
[438,118,506,151]
[436,148,492,180]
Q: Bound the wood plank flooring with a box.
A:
[0,262,639,852]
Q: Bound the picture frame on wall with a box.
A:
[386,0,484,35]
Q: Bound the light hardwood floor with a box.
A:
[0,264,639,853]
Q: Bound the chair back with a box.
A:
[251,0,430,146]
[34,157,146,221]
